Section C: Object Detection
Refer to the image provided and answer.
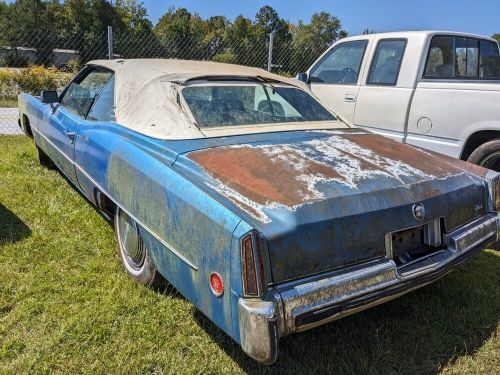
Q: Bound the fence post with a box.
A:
[267,32,274,72]
[107,26,113,60]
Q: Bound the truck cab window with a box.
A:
[309,40,368,84]
[480,40,500,78]
[424,36,500,79]
[367,39,406,85]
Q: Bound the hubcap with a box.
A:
[480,151,500,172]
[117,210,146,270]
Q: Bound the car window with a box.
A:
[367,39,406,85]
[87,76,115,122]
[309,40,368,84]
[61,69,114,117]
[182,84,335,128]
[424,36,500,79]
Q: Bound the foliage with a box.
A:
[0,136,499,373]
[492,33,500,44]
[0,66,72,100]
[0,1,348,75]
[289,12,346,74]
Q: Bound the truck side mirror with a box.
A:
[296,72,309,83]
[41,90,59,105]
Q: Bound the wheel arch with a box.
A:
[21,113,34,138]
[460,130,500,161]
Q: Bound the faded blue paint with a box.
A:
[18,92,492,348]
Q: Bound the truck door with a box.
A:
[406,35,500,158]
[353,38,411,142]
[308,40,369,123]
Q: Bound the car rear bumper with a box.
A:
[237,213,499,364]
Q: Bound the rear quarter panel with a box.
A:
[73,124,244,338]
[407,81,500,157]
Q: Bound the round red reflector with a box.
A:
[210,272,224,297]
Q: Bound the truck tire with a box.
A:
[467,139,500,171]
[115,207,166,289]
[36,145,57,170]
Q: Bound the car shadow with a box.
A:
[0,202,31,246]
[193,251,499,374]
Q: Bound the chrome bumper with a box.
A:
[238,213,499,364]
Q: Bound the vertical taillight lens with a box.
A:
[241,233,259,297]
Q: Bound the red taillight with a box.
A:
[210,272,224,297]
[241,233,261,297]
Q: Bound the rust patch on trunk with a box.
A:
[189,147,343,207]
[342,134,464,177]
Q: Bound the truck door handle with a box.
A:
[344,94,357,103]
[65,131,76,144]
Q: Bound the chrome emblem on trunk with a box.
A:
[412,203,426,221]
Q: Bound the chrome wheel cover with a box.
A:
[117,210,146,270]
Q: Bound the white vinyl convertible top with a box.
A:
[87,59,342,139]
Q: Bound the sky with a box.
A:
[140,0,500,37]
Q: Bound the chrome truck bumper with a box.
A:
[238,213,500,364]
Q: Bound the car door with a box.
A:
[353,38,410,142]
[39,67,114,182]
[73,75,117,202]
[307,39,370,123]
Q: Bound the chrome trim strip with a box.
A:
[31,127,198,270]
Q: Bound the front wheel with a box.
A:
[115,208,166,288]
[36,145,57,170]
[467,139,500,172]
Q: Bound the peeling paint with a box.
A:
[188,134,461,222]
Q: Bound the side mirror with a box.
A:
[296,72,309,83]
[41,90,58,105]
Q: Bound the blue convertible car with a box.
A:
[18,59,500,363]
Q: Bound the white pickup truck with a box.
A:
[298,31,500,170]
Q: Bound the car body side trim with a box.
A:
[31,126,198,270]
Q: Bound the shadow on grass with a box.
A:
[0,202,31,246]
[194,251,499,374]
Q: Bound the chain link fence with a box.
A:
[0,27,330,134]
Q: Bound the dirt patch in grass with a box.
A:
[0,135,498,374]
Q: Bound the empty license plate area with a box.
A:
[387,218,445,267]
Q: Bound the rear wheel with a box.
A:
[467,139,500,171]
[36,145,57,170]
[114,207,166,288]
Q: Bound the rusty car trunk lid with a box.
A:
[172,129,489,283]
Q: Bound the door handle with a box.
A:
[344,94,357,103]
[65,131,76,144]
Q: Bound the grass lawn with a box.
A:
[0,99,17,108]
[0,135,499,374]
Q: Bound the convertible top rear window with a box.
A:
[182,84,335,128]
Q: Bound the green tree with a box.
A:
[254,5,292,70]
[154,7,210,59]
[492,33,500,44]
[220,15,258,65]
[290,12,346,73]
[1,0,53,66]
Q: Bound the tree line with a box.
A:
[0,0,348,75]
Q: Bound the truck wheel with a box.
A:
[115,207,166,288]
[36,145,57,170]
[467,139,500,171]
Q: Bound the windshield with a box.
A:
[182,83,336,128]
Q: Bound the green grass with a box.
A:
[0,135,499,374]
[0,98,17,108]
